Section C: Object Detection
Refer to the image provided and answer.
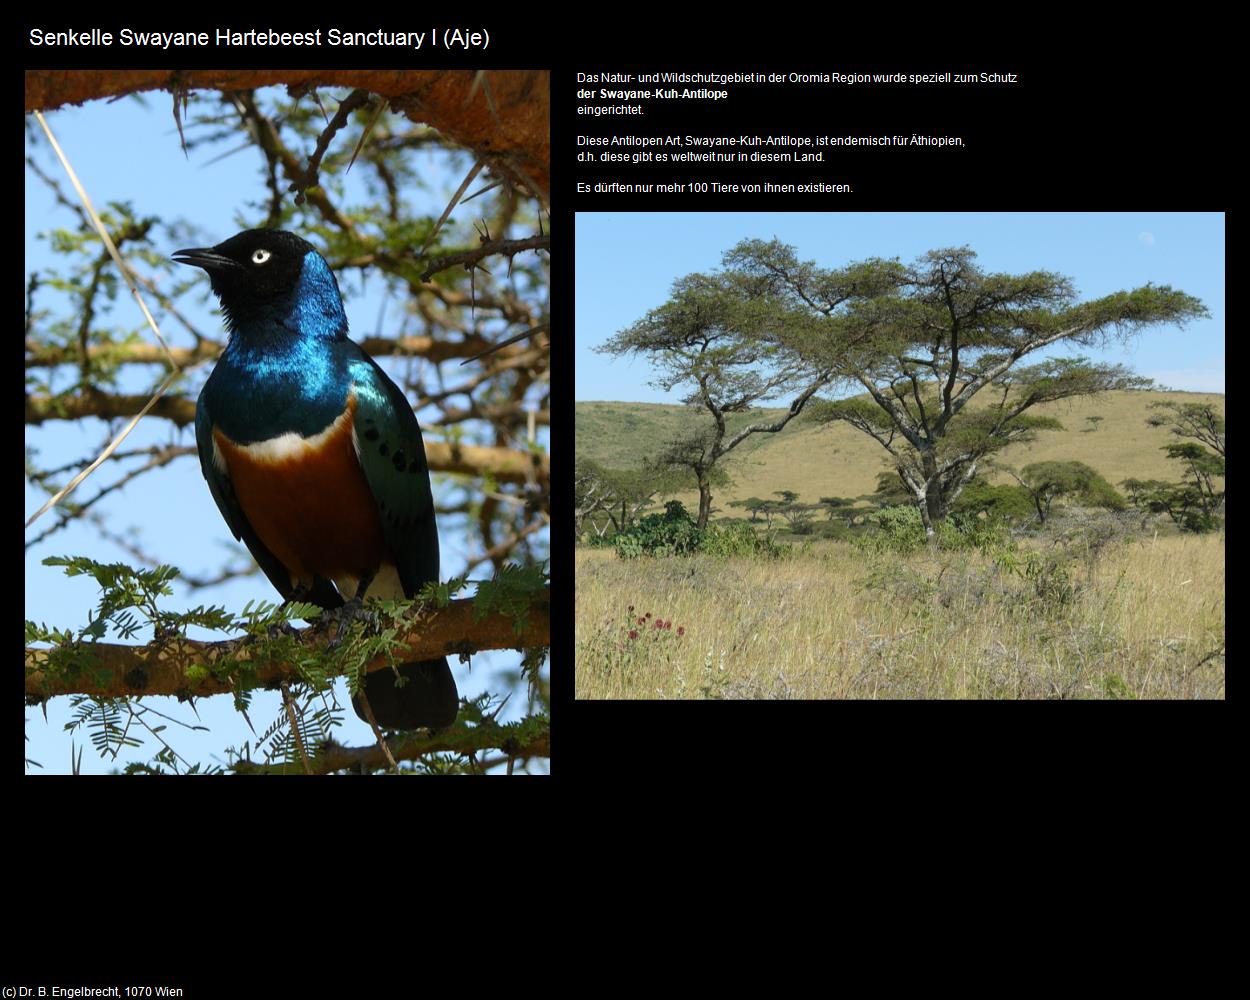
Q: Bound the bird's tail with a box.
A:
[353,657,458,730]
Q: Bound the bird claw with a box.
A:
[242,618,303,646]
[320,598,381,651]
[267,620,304,641]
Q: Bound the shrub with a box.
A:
[702,522,789,558]
[856,503,1016,555]
[614,500,705,558]
[855,504,927,555]
[1182,511,1221,534]
[938,511,1011,552]
[952,480,1035,525]
[1018,460,1126,523]
[992,548,1077,613]
[813,521,853,541]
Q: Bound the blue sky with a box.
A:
[25,90,547,774]
[575,212,1225,403]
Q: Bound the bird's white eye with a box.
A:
[251,249,272,265]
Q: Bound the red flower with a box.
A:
[654,619,664,629]
[637,617,646,625]
[677,627,685,637]
[628,630,638,640]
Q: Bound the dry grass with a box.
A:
[575,530,1224,700]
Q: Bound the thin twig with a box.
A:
[24,371,180,528]
[419,160,485,257]
[26,112,182,528]
[281,681,314,775]
[353,690,401,774]
[421,235,550,283]
[290,88,372,201]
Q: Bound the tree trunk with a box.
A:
[696,476,713,530]
[924,489,944,543]
[921,452,943,544]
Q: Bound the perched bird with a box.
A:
[174,229,457,730]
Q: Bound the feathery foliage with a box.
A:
[723,239,1208,539]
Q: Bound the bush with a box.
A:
[992,547,1077,613]
[953,480,1035,525]
[614,500,705,558]
[1182,511,1222,534]
[854,504,927,555]
[938,511,1011,552]
[813,521,853,541]
[702,523,789,558]
[855,504,1015,555]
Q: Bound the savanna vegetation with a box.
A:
[576,521,1224,700]
[577,240,1223,700]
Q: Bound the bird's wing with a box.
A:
[194,391,342,608]
[346,349,441,596]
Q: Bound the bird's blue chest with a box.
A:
[203,337,351,443]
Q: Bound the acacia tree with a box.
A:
[575,459,687,537]
[1147,401,1225,459]
[818,496,861,526]
[643,425,733,528]
[950,475,1034,524]
[1008,461,1125,525]
[575,458,610,537]
[1161,443,1224,514]
[1116,402,1225,532]
[724,239,1209,541]
[728,497,769,523]
[1148,400,1225,515]
[868,471,915,509]
[769,490,818,532]
[599,267,884,529]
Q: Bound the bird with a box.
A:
[173,229,458,730]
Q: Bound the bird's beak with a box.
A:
[171,247,240,272]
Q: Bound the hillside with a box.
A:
[576,390,1225,516]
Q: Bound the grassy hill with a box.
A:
[576,390,1225,517]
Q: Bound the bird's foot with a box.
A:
[320,597,381,651]
[241,613,303,647]
[265,619,304,641]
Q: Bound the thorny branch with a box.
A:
[25,590,551,701]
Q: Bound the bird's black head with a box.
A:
[172,229,344,336]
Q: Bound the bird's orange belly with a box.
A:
[213,399,388,586]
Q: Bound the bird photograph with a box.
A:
[25,71,550,774]
[174,228,460,732]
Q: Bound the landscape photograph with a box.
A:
[575,212,1224,700]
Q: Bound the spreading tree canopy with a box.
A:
[575,457,688,538]
[724,239,1209,539]
[598,271,833,528]
[1146,401,1225,459]
[1161,443,1224,514]
[1009,460,1126,524]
